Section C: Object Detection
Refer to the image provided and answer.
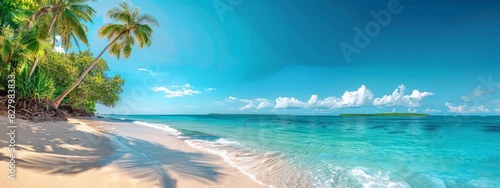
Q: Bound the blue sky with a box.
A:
[74,0,500,115]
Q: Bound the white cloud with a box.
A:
[228,96,273,111]
[274,85,432,109]
[408,108,417,113]
[445,102,490,113]
[275,97,306,109]
[239,103,256,111]
[54,45,65,53]
[373,85,434,107]
[53,35,64,53]
[462,83,500,102]
[461,86,489,102]
[275,85,375,109]
[450,83,500,113]
[229,85,434,111]
[445,102,467,113]
[152,84,201,98]
[495,108,500,113]
[255,98,273,109]
[469,105,490,113]
[205,87,217,92]
[325,85,374,108]
[424,108,441,113]
[338,85,374,107]
[138,68,158,77]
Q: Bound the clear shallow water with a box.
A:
[106,115,500,188]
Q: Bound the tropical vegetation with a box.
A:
[0,0,157,121]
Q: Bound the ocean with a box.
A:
[106,115,500,188]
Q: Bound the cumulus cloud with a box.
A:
[52,35,65,53]
[445,102,467,113]
[152,84,201,98]
[231,84,434,111]
[275,97,308,109]
[275,85,431,109]
[495,108,500,113]
[255,98,273,109]
[228,96,272,111]
[424,108,441,113]
[205,87,217,92]
[448,81,500,113]
[373,85,434,107]
[54,45,65,53]
[319,85,375,108]
[469,106,490,113]
[274,86,375,109]
[445,102,490,113]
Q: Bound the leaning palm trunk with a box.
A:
[48,34,123,109]
[28,57,40,78]
[49,2,158,110]
[28,15,57,78]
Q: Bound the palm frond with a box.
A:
[99,1,159,59]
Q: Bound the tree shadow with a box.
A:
[3,120,226,187]
[111,134,224,184]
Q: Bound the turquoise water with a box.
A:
[107,115,500,188]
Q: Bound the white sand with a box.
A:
[0,116,266,188]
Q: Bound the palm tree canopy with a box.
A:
[98,2,158,59]
[35,0,96,50]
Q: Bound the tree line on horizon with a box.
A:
[0,0,158,118]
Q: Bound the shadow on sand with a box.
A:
[1,121,225,188]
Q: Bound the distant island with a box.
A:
[339,113,429,117]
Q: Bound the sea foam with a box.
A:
[130,120,411,188]
[132,121,182,136]
[130,121,276,186]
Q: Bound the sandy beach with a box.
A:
[0,116,266,188]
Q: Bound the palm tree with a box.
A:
[28,0,96,78]
[47,2,158,109]
[0,26,47,77]
[0,0,39,76]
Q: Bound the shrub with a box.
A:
[15,64,55,101]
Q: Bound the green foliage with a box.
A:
[0,0,38,32]
[0,0,144,115]
[48,1,157,110]
[99,2,158,59]
[40,50,124,112]
[15,62,55,100]
[34,0,96,50]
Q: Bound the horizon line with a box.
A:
[96,113,500,117]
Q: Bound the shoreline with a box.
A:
[0,116,266,187]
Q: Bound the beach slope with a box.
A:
[0,116,265,188]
